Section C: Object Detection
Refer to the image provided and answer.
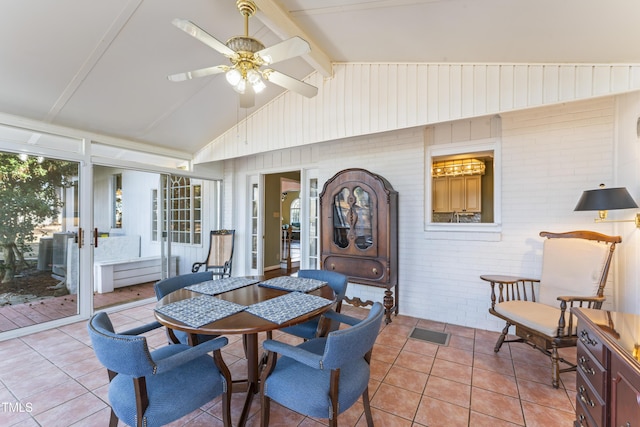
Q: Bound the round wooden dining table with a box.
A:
[154,277,336,427]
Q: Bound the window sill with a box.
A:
[425,223,502,241]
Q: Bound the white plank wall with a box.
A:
[194,63,640,164]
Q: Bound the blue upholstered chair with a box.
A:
[260,302,384,427]
[278,269,348,340]
[88,312,232,427]
[154,271,215,345]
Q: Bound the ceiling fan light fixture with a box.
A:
[247,69,260,84]
[233,78,247,94]
[169,0,317,108]
[252,79,266,93]
[225,68,242,86]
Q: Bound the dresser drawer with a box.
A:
[576,370,605,426]
[577,340,606,398]
[577,326,606,366]
[575,397,598,427]
[323,255,387,283]
[575,396,598,427]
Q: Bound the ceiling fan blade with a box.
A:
[264,70,318,98]
[167,65,228,82]
[239,90,255,108]
[172,18,235,57]
[255,36,310,65]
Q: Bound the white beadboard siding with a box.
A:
[227,96,635,331]
[194,63,640,164]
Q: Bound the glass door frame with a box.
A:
[300,168,319,269]
[0,140,93,339]
[248,174,263,276]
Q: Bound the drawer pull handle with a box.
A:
[577,414,585,427]
[578,385,595,407]
[330,263,335,270]
[578,356,596,376]
[580,330,597,346]
[372,268,378,275]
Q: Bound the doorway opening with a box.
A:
[264,171,300,274]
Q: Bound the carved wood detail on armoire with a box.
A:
[319,168,398,324]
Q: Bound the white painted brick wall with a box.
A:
[231,96,625,332]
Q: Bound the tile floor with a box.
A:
[0,302,578,426]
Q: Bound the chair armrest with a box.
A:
[262,339,323,369]
[191,262,205,273]
[121,321,164,336]
[322,310,361,327]
[482,276,540,309]
[155,336,229,374]
[557,295,605,303]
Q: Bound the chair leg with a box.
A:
[109,409,118,427]
[260,394,270,427]
[551,344,560,389]
[329,370,340,427]
[362,387,374,427]
[494,322,511,352]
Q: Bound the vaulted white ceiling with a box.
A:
[1,0,638,155]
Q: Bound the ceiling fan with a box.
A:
[168,0,318,108]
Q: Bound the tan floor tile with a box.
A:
[394,350,434,374]
[414,395,469,426]
[376,330,410,348]
[370,383,421,420]
[473,351,516,376]
[370,358,392,381]
[402,338,439,357]
[509,343,550,366]
[516,378,575,413]
[424,376,471,408]
[521,401,575,427]
[33,393,108,427]
[469,411,523,426]
[474,337,512,358]
[384,365,429,393]
[445,323,476,339]
[372,342,402,364]
[471,387,524,425]
[431,358,472,385]
[448,334,475,352]
[416,319,446,331]
[513,359,552,384]
[355,407,413,427]
[435,345,473,366]
[472,367,519,397]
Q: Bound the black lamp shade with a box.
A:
[574,187,638,211]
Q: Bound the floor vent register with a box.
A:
[408,327,451,346]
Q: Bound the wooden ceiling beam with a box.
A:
[253,0,333,78]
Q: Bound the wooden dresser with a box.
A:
[572,307,640,427]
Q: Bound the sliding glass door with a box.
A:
[92,166,221,311]
[0,150,81,333]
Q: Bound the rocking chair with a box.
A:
[482,230,621,388]
[191,229,235,278]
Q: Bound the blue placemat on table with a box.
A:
[246,292,333,325]
[155,296,246,328]
[186,277,259,295]
[258,276,328,293]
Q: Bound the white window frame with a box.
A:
[425,138,502,239]
[151,177,202,245]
